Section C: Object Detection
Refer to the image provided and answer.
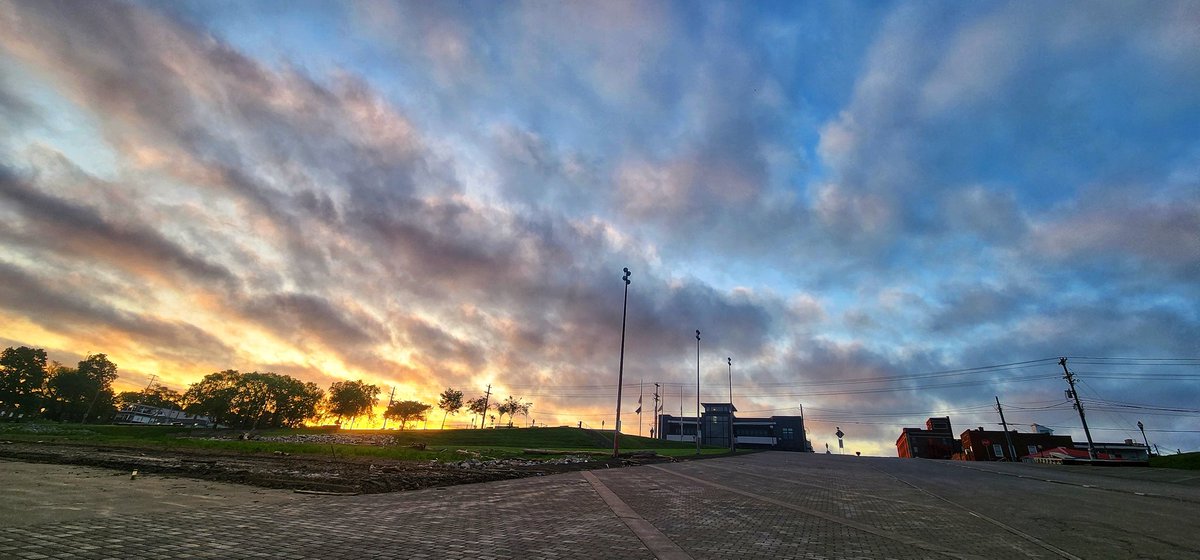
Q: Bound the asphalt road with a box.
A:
[2,452,1197,559]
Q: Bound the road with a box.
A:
[3,452,1198,559]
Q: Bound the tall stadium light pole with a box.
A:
[695,330,701,455]
[612,267,632,459]
[728,357,735,453]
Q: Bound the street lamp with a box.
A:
[695,329,701,455]
[728,357,734,453]
[613,267,632,459]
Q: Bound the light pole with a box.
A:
[613,267,632,459]
[1138,420,1151,457]
[695,329,701,455]
[727,357,734,453]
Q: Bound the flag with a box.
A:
[635,406,642,414]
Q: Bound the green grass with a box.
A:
[0,422,730,461]
[1150,451,1200,470]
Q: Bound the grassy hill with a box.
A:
[1151,451,1200,470]
[0,422,729,461]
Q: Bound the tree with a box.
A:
[496,396,515,427]
[497,396,532,427]
[115,384,183,410]
[271,378,324,428]
[466,395,490,428]
[181,370,323,429]
[516,399,532,426]
[43,364,94,422]
[385,400,431,430]
[40,354,119,423]
[437,387,464,429]
[182,370,242,426]
[77,354,119,423]
[326,380,380,427]
[0,346,48,414]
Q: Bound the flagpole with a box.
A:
[638,380,643,437]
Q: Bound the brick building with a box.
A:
[896,417,959,459]
[959,427,1073,461]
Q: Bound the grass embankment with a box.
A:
[0,422,730,462]
[1151,452,1200,470]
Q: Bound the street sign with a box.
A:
[835,427,845,439]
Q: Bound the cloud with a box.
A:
[0,164,236,285]
[1029,187,1200,281]
[0,259,234,365]
[0,1,1196,450]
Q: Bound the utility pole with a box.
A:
[995,396,1016,461]
[381,386,396,430]
[1059,357,1096,460]
[653,383,661,440]
[143,374,157,392]
[727,357,734,453]
[613,267,632,458]
[480,384,492,430]
[695,330,701,455]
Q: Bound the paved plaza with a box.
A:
[3,452,1199,559]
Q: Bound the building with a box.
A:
[659,403,811,452]
[959,426,1073,461]
[896,417,959,459]
[114,404,213,427]
[1090,441,1151,462]
[1025,440,1150,465]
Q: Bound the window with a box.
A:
[993,444,1005,458]
[781,427,794,440]
[1027,445,1038,457]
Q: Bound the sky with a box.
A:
[0,0,1197,456]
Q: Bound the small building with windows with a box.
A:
[897,417,960,459]
[114,404,213,427]
[959,426,1073,461]
[658,403,811,452]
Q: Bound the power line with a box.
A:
[1038,425,1200,434]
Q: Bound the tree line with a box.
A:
[1,346,532,430]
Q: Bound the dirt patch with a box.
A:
[0,439,672,495]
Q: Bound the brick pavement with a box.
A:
[3,452,1198,559]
